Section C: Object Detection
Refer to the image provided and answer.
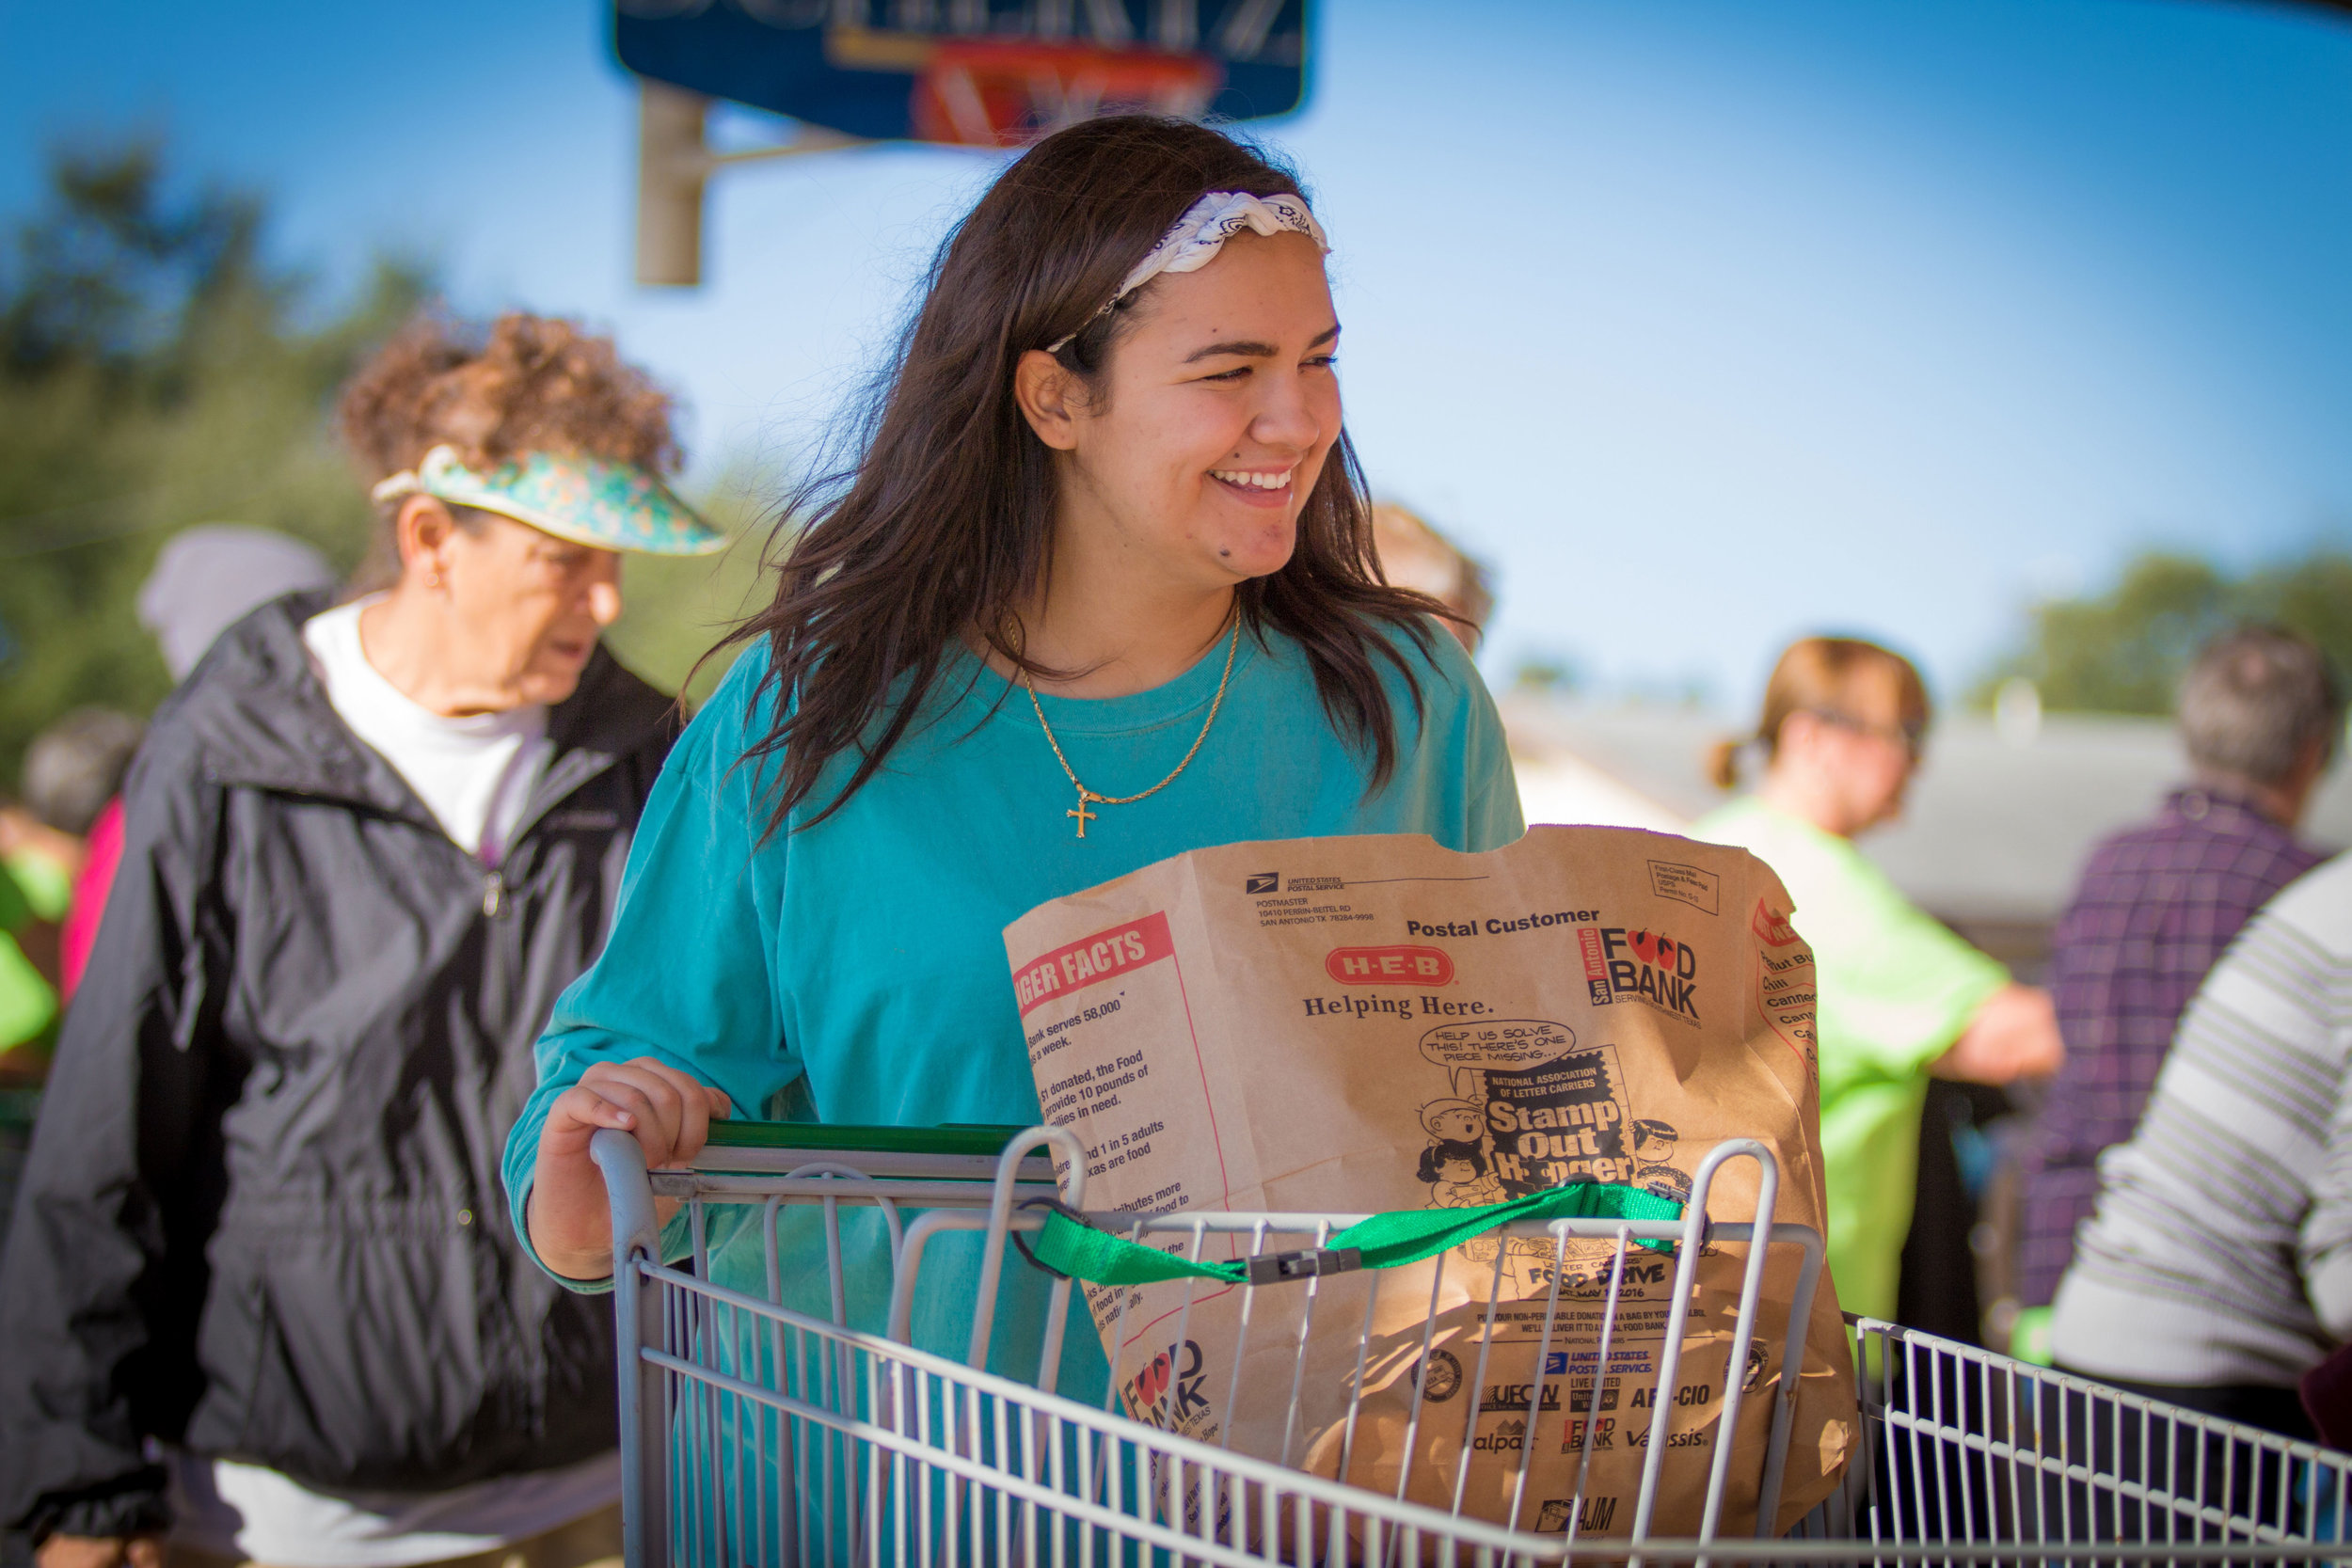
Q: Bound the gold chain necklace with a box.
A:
[1021,621,1241,838]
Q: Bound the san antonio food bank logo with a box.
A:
[1575,925,1701,1023]
[1122,1338,1210,1433]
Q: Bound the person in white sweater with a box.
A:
[2051,849,2352,1440]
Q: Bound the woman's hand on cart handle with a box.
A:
[529,1056,733,1280]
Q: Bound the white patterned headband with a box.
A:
[1045,191,1330,354]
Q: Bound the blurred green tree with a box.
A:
[0,140,425,782]
[1978,546,2352,713]
[602,482,776,706]
[1508,653,1583,694]
[0,139,780,784]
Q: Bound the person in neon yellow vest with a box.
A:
[1695,636,2064,1326]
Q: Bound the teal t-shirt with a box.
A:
[503,619,1522,1398]
[1693,795,2007,1323]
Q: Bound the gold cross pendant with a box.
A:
[1068,787,1101,838]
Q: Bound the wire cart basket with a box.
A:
[590,1121,2352,1564]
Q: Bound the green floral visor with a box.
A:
[370,444,723,556]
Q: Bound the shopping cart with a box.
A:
[591,1121,2352,1564]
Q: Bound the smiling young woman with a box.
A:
[501,117,1526,1401]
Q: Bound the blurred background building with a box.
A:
[1513,691,2352,972]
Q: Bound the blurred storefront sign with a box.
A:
[613,0,1311,285]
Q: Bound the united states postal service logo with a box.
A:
[1245,872,1279,895]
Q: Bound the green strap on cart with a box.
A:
[1021,1180,1686,1290]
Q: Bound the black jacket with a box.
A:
[0,593,678,1543]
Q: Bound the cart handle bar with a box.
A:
[1014,1180,1682,1290]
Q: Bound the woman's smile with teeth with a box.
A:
[1212,467,1293,490]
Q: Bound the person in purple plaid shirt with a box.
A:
[2018,626,2341,1321]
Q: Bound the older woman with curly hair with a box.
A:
[0,313,720,1568]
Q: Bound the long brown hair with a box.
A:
[1708,636,1930,789]
[721,116,1448,832]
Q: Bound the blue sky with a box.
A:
[7,0,2352,711]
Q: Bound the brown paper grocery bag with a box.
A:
[1003,827,1854,1541]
